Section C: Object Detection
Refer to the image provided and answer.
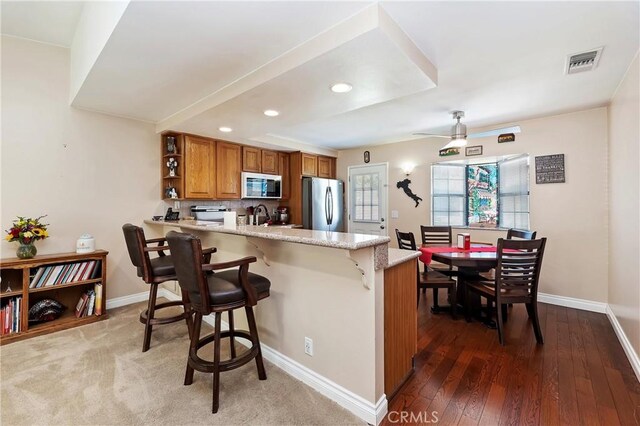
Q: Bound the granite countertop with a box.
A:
[386,248,421,268]
[144,219,390,250]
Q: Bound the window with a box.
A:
[431,155,530,229]
[353,173,380,222]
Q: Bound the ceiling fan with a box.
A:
[413,111,521,150]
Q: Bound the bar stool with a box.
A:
[166,230,270,413]
[122,224,214,352]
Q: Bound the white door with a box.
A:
[348,163,388,236]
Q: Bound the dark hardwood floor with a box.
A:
[383,291,640,425]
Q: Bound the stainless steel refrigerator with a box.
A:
[302,177,344,232]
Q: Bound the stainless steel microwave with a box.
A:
[241,172,282,199]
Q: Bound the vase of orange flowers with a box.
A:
[5,216,49,259]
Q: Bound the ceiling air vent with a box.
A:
[566,47,603,74]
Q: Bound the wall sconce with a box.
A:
[401,163,415,176]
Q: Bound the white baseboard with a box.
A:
[105,290,150,310]
[257,341,387,425]
[538,292,607,313]
[160,289,387,424]
[606,305,640,382]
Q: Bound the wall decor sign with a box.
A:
[535,154,565,184]
[439,147,460,157]
[396,178,423,207]
[465,145,483,156]
[498,133,515,143]
[364,150,370,163]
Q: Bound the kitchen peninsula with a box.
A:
[144,219,419,424]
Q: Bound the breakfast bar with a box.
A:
[144,220,419,424]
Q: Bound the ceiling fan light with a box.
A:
[441,137,467,150]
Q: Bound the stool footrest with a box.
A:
[139,300,190,326]
[189,329,260,373]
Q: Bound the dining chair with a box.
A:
[464,237,547,345]
[166,230,270,413]
[506,229,537,240]
[419,225,457,276]
[396,229,457,317]
[122,223,213,352]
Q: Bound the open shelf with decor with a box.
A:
[0,250,108,345]
[162,132,185,200]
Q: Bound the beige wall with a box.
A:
[338,107,609,303]
[1,36,161,299]
[608,52,640,357]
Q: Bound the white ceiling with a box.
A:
[1,1,83,47]
[1,1,639,150]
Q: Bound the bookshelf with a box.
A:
[0,250,108,345]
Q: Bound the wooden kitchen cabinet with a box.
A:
[262,150,278,174]
[242,146,261,173]
[317,156,335,178]
[216,141,242,199]
[301,153,318,176]
[184,135,216,199]
[278,152,290,200]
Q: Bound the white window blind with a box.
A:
[498,155,530,229]
[431,164,465,226]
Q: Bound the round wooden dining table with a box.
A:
[419,244,500,327]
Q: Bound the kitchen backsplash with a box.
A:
[164,200,280,219]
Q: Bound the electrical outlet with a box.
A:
[391,210,399,219]
[304,337,313,356]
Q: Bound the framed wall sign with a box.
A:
[535,154,565,184]
[465,145,483,156]
[498,133,515,143]
[439,147,460,157]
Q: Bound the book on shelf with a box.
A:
[44,265,64,287]
[91,261,102,279]
[37,266,54,288]
[1,297,21,335]
[94,283,103,316]
[30,267,46,288]
[86,291,96,316]
[67,263,82,283]
[74,290,96,318]
[60,263,74,284]
[74,292,89,318]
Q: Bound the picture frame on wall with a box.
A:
[465,145,483,156]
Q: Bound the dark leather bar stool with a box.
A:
[122,224,214,352]
[166,230,270,413]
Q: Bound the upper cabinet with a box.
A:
[317,156,335,179]
[242,147,278,175]
[301,153,318,177]
[242,146,261,173]
[216,141,242,199]
[261,150,278,175]
[278,152,290,200]
[184,135,216,199]
[160,133,331,203]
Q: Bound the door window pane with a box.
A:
[353,172,381,222]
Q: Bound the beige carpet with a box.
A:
[1,300,363,425]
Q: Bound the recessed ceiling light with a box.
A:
[263,109,280,117]
[219,126,232,132]
[330,82,353,93]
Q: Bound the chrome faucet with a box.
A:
[254,204,271,222]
